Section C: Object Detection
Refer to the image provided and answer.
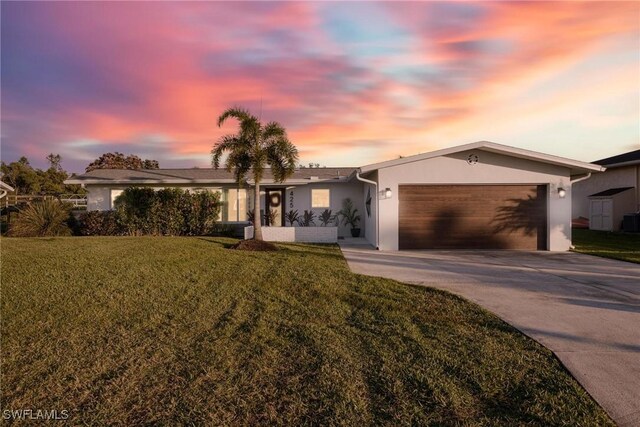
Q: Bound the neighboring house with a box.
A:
[65,141,603,251]
[572,149,640,231]
[0,180,15,200]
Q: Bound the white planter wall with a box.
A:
[243,226,337,243]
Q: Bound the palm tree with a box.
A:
[212,107,298,241]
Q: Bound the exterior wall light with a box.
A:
[384,188,392,198]
[558,188,566,198]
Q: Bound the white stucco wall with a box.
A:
[572,165,639,219]
[374,149,573,251]
[361,172,378,247]
[279,181,364,238]
[243,226,338,243]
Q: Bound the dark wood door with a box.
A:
[399,185,547,250]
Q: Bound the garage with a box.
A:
[398,184,547,250]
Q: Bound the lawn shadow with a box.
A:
[195,237,236,248]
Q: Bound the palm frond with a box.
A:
[217,107,254,128]
[262,122,287,141]
[266,137,298,183]
[211,135,241,169]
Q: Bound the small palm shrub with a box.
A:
[319,209,336,226]
[298,210,316,226]
[264,209,278,226]
[9,199,72,237]
[285,209,300,226]
[337,198,360,229]
[247,210,255,224]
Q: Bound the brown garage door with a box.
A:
[399,185,547,250]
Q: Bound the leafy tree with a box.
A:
[212,107,298,241]
[85,152,160,172]
[142,159,160,169]
[1,157,41,194]
[1,155,85,196]
[38,167,67,195]
[46,153,62,170]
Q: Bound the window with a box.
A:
[311,189,330,208]
[225,188,248,221]
[110,189,123,209]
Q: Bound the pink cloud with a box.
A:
[1,1,638,171]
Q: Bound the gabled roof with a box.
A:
[588,187,634,197]
[64,167,357,185]
[358,141,605,176]
[593,149,640,168]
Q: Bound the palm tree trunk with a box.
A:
[253,180,263,240]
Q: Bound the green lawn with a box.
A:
[1,237,612,425]
[572,228,640,263]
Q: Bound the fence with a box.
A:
[2,194,87,209]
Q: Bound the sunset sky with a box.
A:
[1,1,639,173]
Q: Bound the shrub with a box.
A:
[337,198,360,229]
[153,188,185,236]
[319,209,336,226]
[114,187,157,235]
[246,210,255,225]
[112,187,221,236]
[285,209,299,226]
[298,210,316,226]
[184,191,221,235]
[77,211,122,236]
[264,209,278,226]
[9,199,72,237]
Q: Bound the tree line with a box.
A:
[1,152,159,196]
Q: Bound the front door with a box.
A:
[265,189,285,226]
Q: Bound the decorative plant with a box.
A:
[264,209,278,226]
[338,198,360,229]
[298,210,316,226]
[9,199,72,237]
[212,107,298,241]
[285,209,300,226]
[319,209,336,226]
[246,209,255,224]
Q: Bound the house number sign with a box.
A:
[289,191,294,209]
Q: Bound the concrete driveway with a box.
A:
[340,243,640,426]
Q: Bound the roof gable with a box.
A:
[359,141,605,176]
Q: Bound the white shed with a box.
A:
[588,187,635,231]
